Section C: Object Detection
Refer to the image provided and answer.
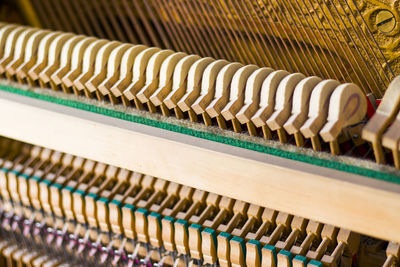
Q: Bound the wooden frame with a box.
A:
[0,90,399,243]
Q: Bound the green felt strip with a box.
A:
[1,84,399,184]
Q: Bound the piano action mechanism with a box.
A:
[0,0,399,266]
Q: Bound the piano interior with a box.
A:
[0,0,399,266]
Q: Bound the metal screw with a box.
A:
[376,10,396,33]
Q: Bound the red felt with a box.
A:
[366,96,381,119]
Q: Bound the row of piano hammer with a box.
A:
[0,23,367,155]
